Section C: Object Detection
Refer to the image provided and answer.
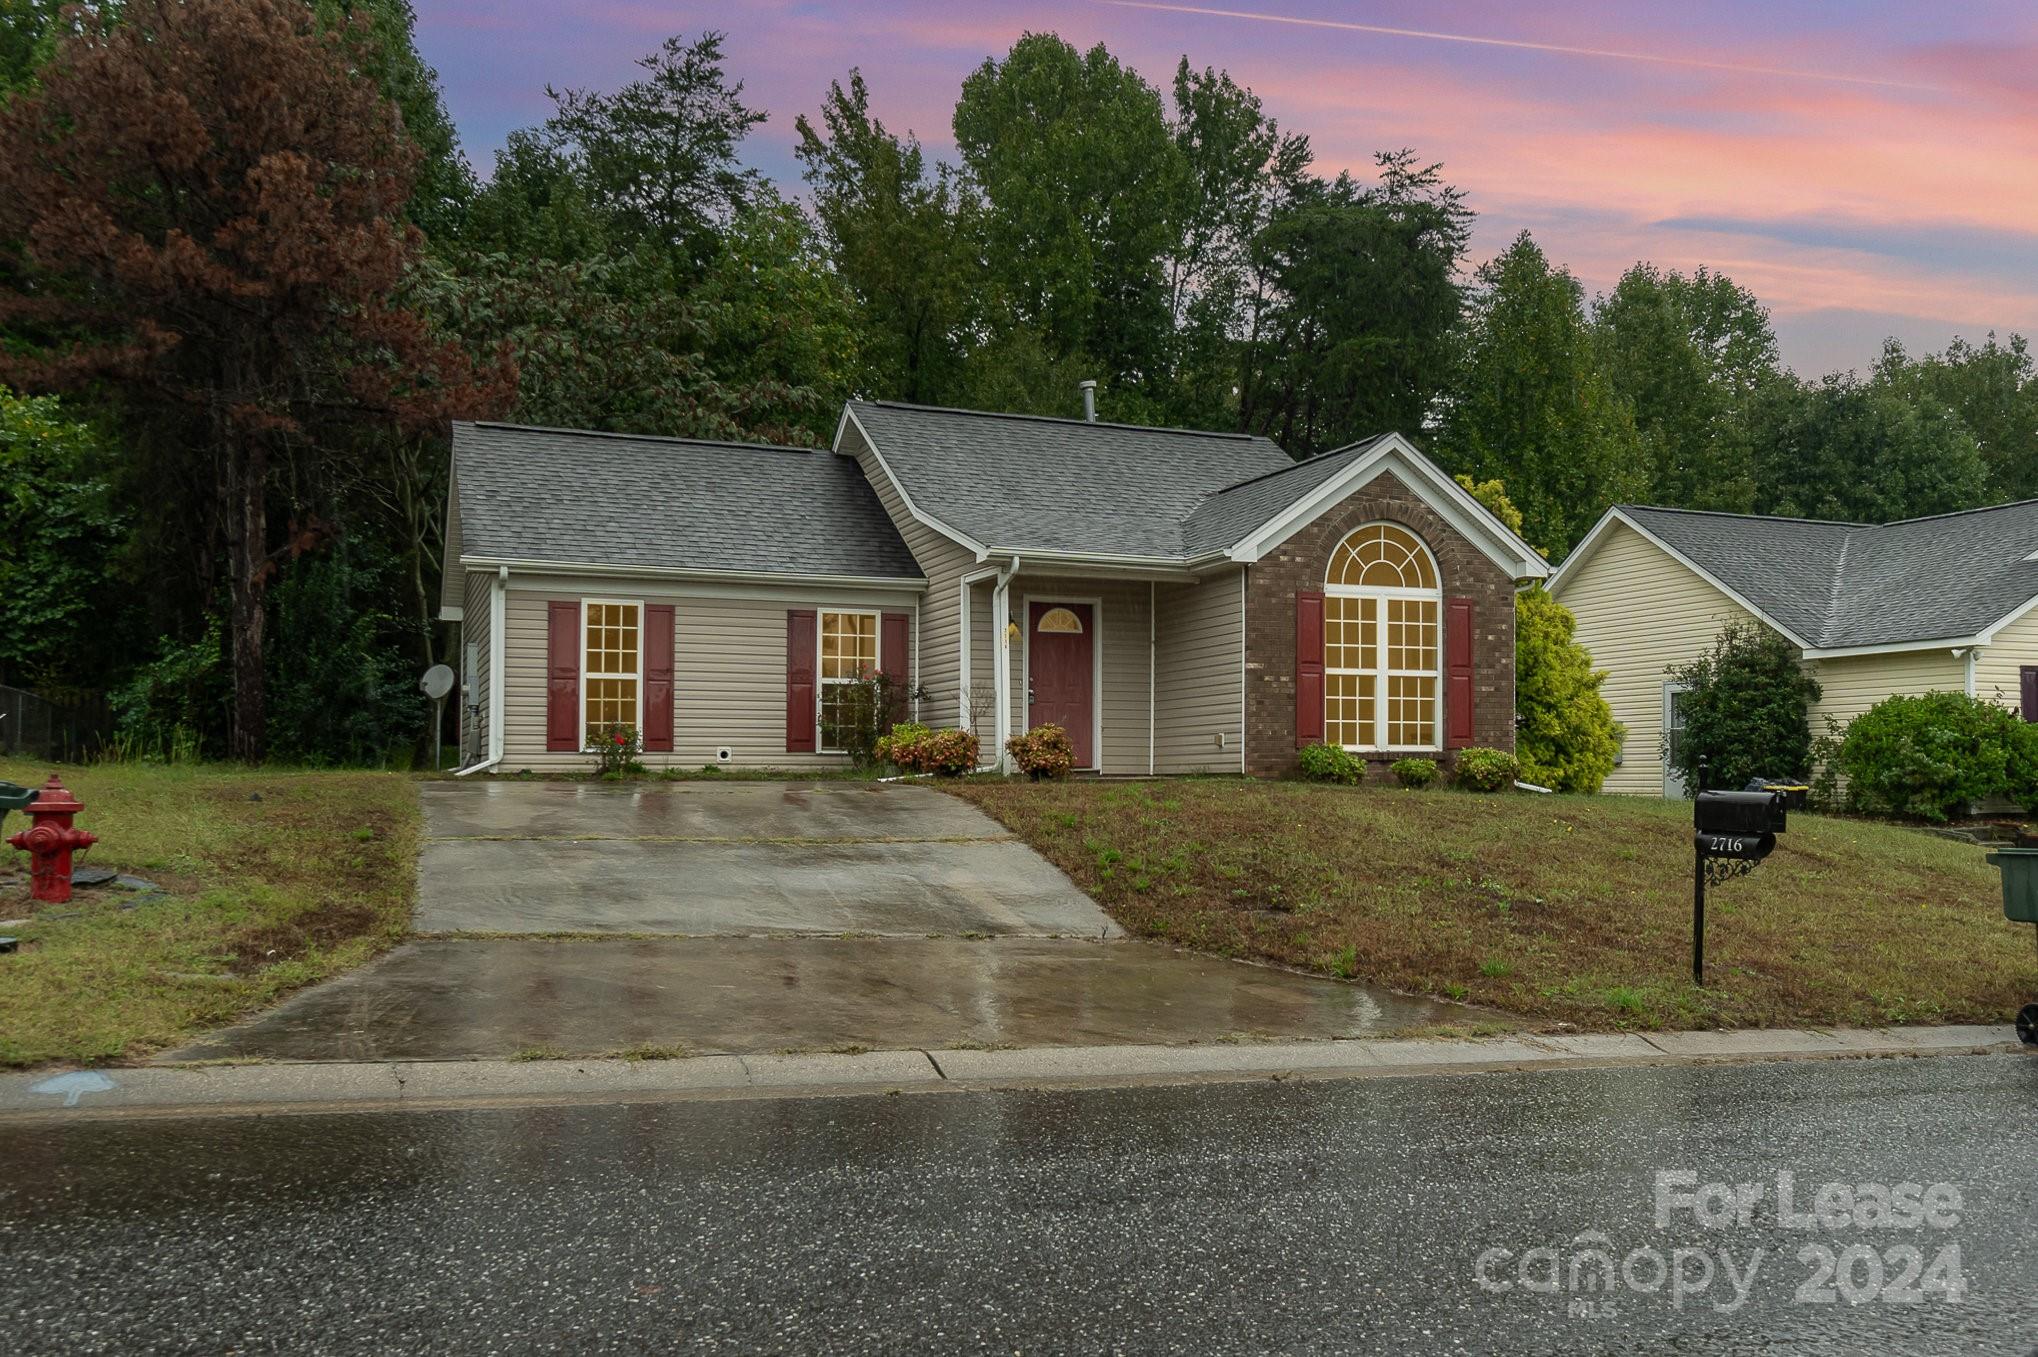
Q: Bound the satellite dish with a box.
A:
[420,664,455,700]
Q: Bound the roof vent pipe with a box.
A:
[1079,379,1097,422]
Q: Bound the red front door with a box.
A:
[1028,601,1095,768]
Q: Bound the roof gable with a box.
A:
[1552,501,2038,652]
[453,422,923,582]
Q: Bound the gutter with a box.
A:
[991,555,1019,772]
[456,565,509,777]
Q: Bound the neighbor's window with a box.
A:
[583,600,641,742]
[1324,523,1440,750]
[818,610,879,751]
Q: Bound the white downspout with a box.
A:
[991,555,1019,772]
[456,565,509,776]
[1148,580,1156,776]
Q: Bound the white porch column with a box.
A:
[991,570,1013,772]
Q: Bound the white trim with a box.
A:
[1548,508,1819,650]
[1663,681,1693,799]
[833,407,989,557]
[462,556,924,591]
[487,566,507,767]
[1978,590,2038,644]
[580,596,646,746]
[1020,592,1106,771]
[979,548,1202,581]
[1226,434,1549,580]
[815,606,883,755]
[438,606,464,622]
[992,560,1018,771]
[958,564,1001,735]
[1802,638,1982,661]
[1322,526,1444,755]
[1148,580,1157,777]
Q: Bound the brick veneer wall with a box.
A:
[1243,470,1519,778]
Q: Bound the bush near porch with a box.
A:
[0,759,417,1065]
[946,779,2033,1032]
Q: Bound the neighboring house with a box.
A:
[441,400,1547,777]
[1550,503,2038,797]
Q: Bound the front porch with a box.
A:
[957,565,1247,776]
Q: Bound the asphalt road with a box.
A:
[4,1055,2034,1354]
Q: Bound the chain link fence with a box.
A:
[0,685,109,763]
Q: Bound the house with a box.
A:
[439,400,1548,777]
[1549,502,2038,797]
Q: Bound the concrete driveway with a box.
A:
[415,780,1120,938]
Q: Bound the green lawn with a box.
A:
[0,759,418,1065]
[948,779,2036,1032]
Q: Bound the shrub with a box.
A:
[878,724,977,775]
[1298,741,1363,785]
[1453,747,1519,792]
[1666,622,1822,791]
[820,672,929,767]
[1515,586,1622,792]
[1834,691,2035,821]
[590,722,643,777]
[1389,756,1438,788]
[1007,724,1076,780]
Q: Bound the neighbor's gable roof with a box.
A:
[840,402,1548,579]
[1551,501,2038,654]
[451,421,923,583]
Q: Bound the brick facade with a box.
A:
[1243,470,1519,778]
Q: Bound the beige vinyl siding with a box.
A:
[968,578,997,765]
[1558,522,1758,796]
[1808,649,1966,736]
[842,424,971,728]
[496,577,918,772]
[1975,603,2038,713]
[461,569,491,761]
[1154,569,1245,773]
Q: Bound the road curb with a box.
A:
[0,1026,2023,1120]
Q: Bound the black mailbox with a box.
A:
[1694,789,1781,860]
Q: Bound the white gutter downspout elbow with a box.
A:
[455,565,509,776]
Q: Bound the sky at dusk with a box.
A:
[415,1,2038,376]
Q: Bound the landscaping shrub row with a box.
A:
[1299,743,1519,792]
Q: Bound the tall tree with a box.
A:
[954,33,1185,393]
[1591,264,1776,512]
[1242,153,1471,456]
[0,0,508,758]
[1438,232,1645,555]
[1873,333,2038,502]
[794,70,977,404]
[319,0,473,237]
[541,30,766,275]
[1745,372,1988,523]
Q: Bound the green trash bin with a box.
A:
[1983,846,2038,1045]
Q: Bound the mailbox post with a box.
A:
[1691,788,1788,986]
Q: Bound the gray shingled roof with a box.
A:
[846,401,1293,558]
[452,422,923,580]
[1180,435,1391,556]
[1618,502,2038,648]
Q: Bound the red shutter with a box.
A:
[881,612,910,723]
[786,610,817,753]
[2022,666,2038,722]
[1295,591,1324,748]
[643,604,675,752]
[545,601,580,752]
[1445,596,1475,749]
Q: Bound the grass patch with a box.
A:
[0,759,418,1065]
[946,779,2037,1032]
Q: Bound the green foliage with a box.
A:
[819,672,925,768]
[1452,747,1518,792]
[1007,724,1076,779]
[1389,756,1438,788]
[110,622,229,761]
[877,724,976,775]
[0,387,128,692]
[1746,371,1988,524]
[317,0,472,235]
[1873,333,2038,503]
[264,542,429,767]
[1440,233,1647,555]
[1834,692,2038,821]
[1452,474,1526,539]
[589,722,643,777]
[1298,741,1363,785]
[1515,587,1622,793]
[1666,623,1822,791]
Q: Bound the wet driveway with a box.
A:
[164,779,1464,1061]
[414,780,1118,937]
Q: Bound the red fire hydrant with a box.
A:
[7,774,97,904]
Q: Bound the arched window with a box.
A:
[1324,523,1440,750]
[1036,606,1085,634]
